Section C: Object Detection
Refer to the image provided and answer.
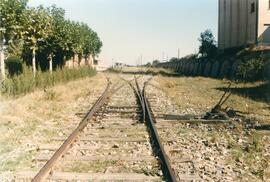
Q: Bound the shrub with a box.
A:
[1,66,96,96]
[5,56,23,76]
[237,58,265,81]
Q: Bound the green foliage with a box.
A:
[1,0,102,73]
[169,57,179,62]
[2,65,96,96]
[198,29,217,58]
[237,58,265,81]
[0,0,28,54]
[23,6,52,48]
[152,60,160,66]
[5,56,22,76]
[145,62,151,67]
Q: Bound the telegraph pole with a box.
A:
[162,52,164,62]
[178,48,180,59]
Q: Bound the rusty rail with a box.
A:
[134,76,145,122]
[32,80,111,182]
[142,80,178,182]
[128,76,177,181]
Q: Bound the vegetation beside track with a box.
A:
[0,73,108,176]
[155,76,270,123]
[154,74,270,177]
[1,66,96,96]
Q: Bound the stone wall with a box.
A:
[156,54,270,81]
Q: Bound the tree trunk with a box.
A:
[49,54,53,74]
[78,55,81,67]
[68,60,71,68]
[0,36,5,81]
[85,56,89,66]
[90,54,94,65]
[72,56,75,68]
[0,49,5,81]
[32,47,37,76]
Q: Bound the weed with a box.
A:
[65,161,117,173]
[232,146,243,162]
[251,134,262,152]
[44,89,58,101]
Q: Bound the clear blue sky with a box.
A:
[28,0,218,65]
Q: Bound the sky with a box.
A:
[28,0,218,66]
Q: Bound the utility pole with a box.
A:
[162,52,164,62]
[178,48,180,59]
[140,54,143,71]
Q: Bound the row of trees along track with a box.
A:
[16,75,179,181]
[0,0,102,79]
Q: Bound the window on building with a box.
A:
[251,3,255,13]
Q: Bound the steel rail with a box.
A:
[120,77,145,123]
[142,81,178,182]
[134,76,145,122]
[32,80,112,182]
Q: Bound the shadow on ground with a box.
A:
[216,82,270,104]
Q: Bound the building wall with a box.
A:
[258,0,270,44]
[218,0,258,50]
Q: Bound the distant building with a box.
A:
[114,62,124,68]
[218,0,270,50]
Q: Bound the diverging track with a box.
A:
[16,75,179,182]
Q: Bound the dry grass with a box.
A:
[155,76,270,123]
[0,73,108,173]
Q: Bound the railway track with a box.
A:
[16,75,179,181]
[144,79,240,181]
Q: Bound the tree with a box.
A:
[84,28,102,65]
[23,6,52,76]
[145,62,151,67]
[40,5,67,73]
[169,57,179,62]
[152,60,160,66]
[198,29,217,58]
[1,1,102,76]
[0,0,28,80]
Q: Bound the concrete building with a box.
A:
[218,0,270,50]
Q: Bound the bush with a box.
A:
[237,58,265,81]
[5,56,23,76]
[1,66,96,96]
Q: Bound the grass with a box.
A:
[155,76,270,123]
[63,161,117,173]
[1,65,96,96]
[230,133,267,179]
